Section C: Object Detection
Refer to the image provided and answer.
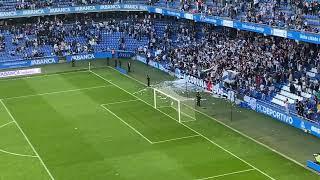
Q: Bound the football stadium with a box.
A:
[0,0,320,179]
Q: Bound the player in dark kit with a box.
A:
[128,61,131,72]
[147,75,150,87]
[71,59,75,67]
[196,92,201,107]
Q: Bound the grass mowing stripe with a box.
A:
[100,105,154,144]
[90,69,275,180]
[195,168,256,180]
[107,66,309,170]
[0,100,55,180]
[3,85,109,100]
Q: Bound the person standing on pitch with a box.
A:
[71,59,75,67]
[147,75,150,87]
[196,91,201,107]
[128,61,131,72]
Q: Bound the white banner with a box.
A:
[0,68,41,78]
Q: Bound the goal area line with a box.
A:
[100,103,200,145]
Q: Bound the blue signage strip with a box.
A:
[0,4,319,44]
[254,99,320,138]
[307,160,320,173]
[116,51,135,58]
[0,57,58,69]
[65,51,133,62]
[66,52,112,62]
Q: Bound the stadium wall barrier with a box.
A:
[0,57,59,69]
[307,160,320,173]
[244,96,320,138]
[0,4,319,44]
[136,55,320,139]
[0,51,134,70]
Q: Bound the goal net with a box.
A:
[153,86,197,123]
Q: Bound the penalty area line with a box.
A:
[195,168,255,180]
[100,105,153,144]
[102,99,139,106]
[0,100,55,180]
[152,134,200,144]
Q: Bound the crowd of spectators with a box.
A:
[0,12,154,59]
[0,0,319,34]
[135,14,320,122]
[153,0,320,33]
[0,0,117,11]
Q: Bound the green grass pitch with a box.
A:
[0,66,318,180]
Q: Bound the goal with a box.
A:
[153,88,196,123]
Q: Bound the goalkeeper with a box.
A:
[314,153,320,164]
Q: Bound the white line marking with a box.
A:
[0,100,55,180]
[152,135,200,144]
[0,148,38,158]
[157,106,197,122]
[180,111,197,122]
[100,105,153,144]
[0,121,37,158]
[90,69,275,180]
[183,103,308,168]
[195,168,255,180]
[3,85,108,100]
[133,88,150,95]
[0,70,89,82]
[101,100,199,145]
[0,121,14,129]
[102,99,139,106]
[107,66,309,171]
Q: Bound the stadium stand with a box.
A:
[153,0,320,33]
[0,0,319,33]
[0,1,319,124]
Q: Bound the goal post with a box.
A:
[153,88,196,123]
[154,88,181,123]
